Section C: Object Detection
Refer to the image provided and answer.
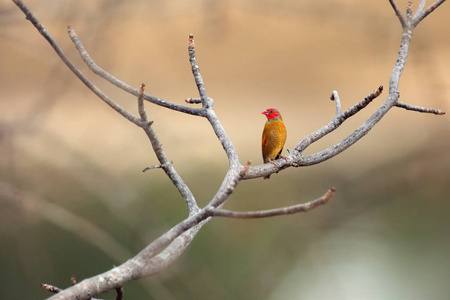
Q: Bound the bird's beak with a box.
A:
[261,110,267,115]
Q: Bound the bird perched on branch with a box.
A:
[262,108,287,179]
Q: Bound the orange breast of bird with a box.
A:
[262,118,287,163]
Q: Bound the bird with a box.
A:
[261,108,287,179]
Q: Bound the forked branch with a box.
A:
[11,0,446,299]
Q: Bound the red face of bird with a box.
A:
[262,108,281,120]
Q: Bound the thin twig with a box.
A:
[186,33,242,212]
[413,0,447,26]
[41,283,63,294]
[298,86,383,154]
[188,34,212,108]
[142,162,172,172]
[41,282,103,300]
[142,123,199,214]
[11,0,143,126]
[66,26,203,116]
[245,86,384,179]
[389,0,407,27]
[138,83,148,122]
[395,101,446,115]
[12,1,447,299]
[413,0,428,19]
[208,188,335,219]
[339,86,384,121]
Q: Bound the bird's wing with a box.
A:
[262,129,267,161]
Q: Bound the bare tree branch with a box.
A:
[188,34,211,108]
[208,161,251,209]
[413,0,447,26]
[395,101,446,115]
[330,91,342,118]
[139,108,199,215]
[40,280,116,300]
[208,188,335,219]
[12,0,143,126]
[414,0,428,19]
[66,26,203,116]
[10,0,447,299]
[142,162,173,172]
[137,83,148,122]
[40,284,63,294]
[244,86,385,178]
[389,0,407,27]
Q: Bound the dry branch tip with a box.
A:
[139,83,146,94]
[189,34,195,47]
[395,101,446,115]
[374,85,383,97]
[326,187,336,200]
[40,283,62,294]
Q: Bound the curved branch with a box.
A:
[208,188,335,219]
[67,27,204,116]
[12,0,143,126]
[330,91,342,118]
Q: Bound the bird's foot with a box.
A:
[268,159,279,167]
[278,154,287,160]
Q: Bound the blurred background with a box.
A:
[1,0,449,299]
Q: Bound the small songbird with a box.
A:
[261,108,287,179]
